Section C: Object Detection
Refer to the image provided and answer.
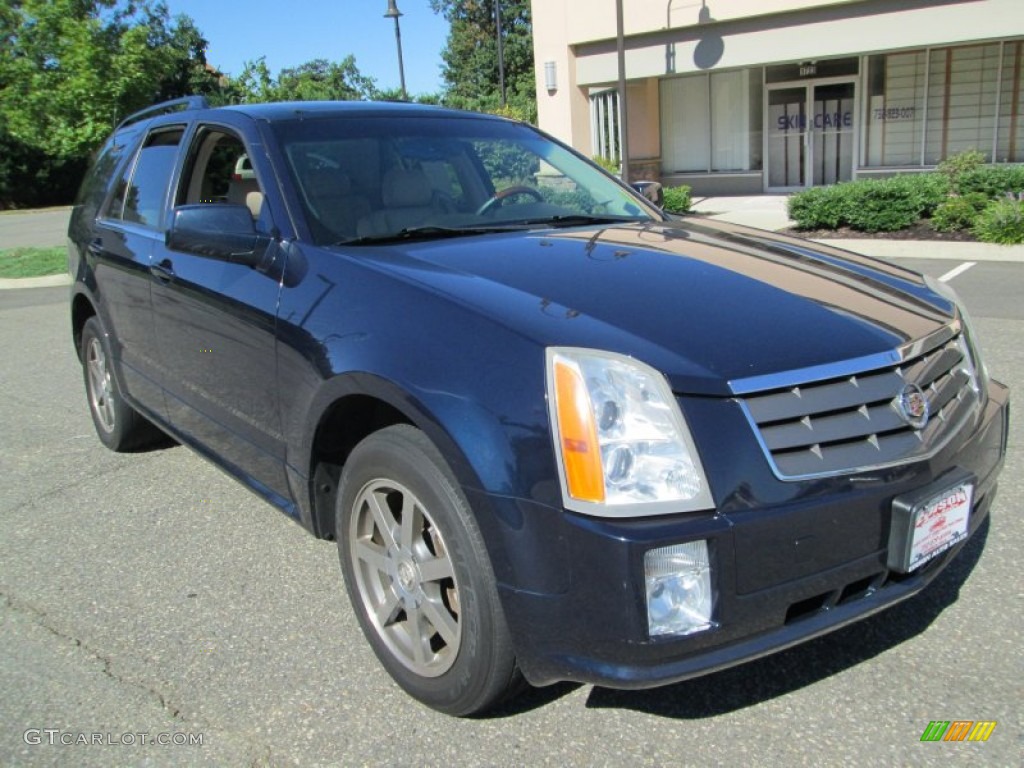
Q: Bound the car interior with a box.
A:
[179,130,265,221]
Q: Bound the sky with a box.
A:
[163,1,451,96]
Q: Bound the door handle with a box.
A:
[150,258,175,282]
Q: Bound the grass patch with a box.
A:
[0,246,66,278]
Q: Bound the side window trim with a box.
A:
[103,124,186,229]
[176,123,268,227]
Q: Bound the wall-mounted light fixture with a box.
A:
[544,61,558,93]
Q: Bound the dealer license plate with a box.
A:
[889,480,974,573]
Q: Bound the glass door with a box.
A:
[767,87,808,189]
[812,82,855,185]
[767,80,856,190]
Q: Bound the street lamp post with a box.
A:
[495,0,506,106]
[384,0,408,100]
[615,0,630,183]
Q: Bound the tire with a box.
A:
[80,316,163,452]
[336,425,523,715]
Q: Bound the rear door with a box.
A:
[89,125,185,417]
[149,123,290,500]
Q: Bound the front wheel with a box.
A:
[336,425,522,715]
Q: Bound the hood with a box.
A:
[353,219,954,396]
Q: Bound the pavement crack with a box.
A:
[1,589,185,723]
[0,451,167,517]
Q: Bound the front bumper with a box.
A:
[483,379,1008,689]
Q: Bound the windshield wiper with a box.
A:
[336,224,527,246]
[513,214,648,228]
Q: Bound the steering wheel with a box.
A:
[476,185,544,216]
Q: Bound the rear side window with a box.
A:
[106,127,184,228]
[75,130,138,219]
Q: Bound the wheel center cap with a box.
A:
[397,560,417,591]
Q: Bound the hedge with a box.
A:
[788,174,947,232]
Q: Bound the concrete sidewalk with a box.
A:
[691,195,796,231]
[0,273,71,290]
[691,194,1024,263]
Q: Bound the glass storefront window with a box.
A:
[925,44,1000,163]
[864,51,926,167]
[865,42,1018,168]
[997,40,1024,162]
[660,75,710,172]
[660,69,762,174]
[590,89,621,166]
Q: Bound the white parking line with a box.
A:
[939,261,977,283]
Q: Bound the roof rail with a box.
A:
[115,96,210,132]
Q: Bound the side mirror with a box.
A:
[631,180,664,208]
[166,204,270,267]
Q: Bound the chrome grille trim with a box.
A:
[738,329,981,481]
[729,322,959,396]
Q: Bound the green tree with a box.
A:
[273,57,378,101]
[430,0,536,122]
[229,56,379,104]
[0,0,223,206]
[1,1,218,158]
[231,58,277,104]
[156,13,230,104]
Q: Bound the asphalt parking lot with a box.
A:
[1,253,1021,765]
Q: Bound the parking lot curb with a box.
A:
[0,274,71,290]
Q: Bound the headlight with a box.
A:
[924,275,989,394]
[546,347,714,517]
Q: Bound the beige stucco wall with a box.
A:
[577,0,1024,85]
[627,80,660,160]
[534,3,594,154]
[532,0,1024,150]
[550,0,866,42]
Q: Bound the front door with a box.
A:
[767,80,856,190]
[151,124,290,500]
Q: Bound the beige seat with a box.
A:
[358,167,439,237]
[226,178,264,219]
[304,170,371,239]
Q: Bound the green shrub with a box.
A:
[788,174,943,231]
[938,148,987,194]
[840,179,923,232]
[931,193,989,232]
[662,185,692,214]
[972,196,1024,244]
[788,186,848,229]
[884,173,948,218]
[957,164,1024,199]
[591,155,620,174]
[541,187,600,213]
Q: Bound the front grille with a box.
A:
[740,333,981,479]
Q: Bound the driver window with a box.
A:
[178,129,266,225]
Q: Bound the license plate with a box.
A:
[888,476,974,573]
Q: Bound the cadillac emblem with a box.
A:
[895,384,930,430]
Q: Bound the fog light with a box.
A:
[644,541,715,637]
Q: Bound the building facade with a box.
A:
[531,0,1024,193]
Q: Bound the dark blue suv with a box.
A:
[68,98,1009,715]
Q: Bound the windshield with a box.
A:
[271,114,658,245]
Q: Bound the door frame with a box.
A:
[764,76,858,192]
